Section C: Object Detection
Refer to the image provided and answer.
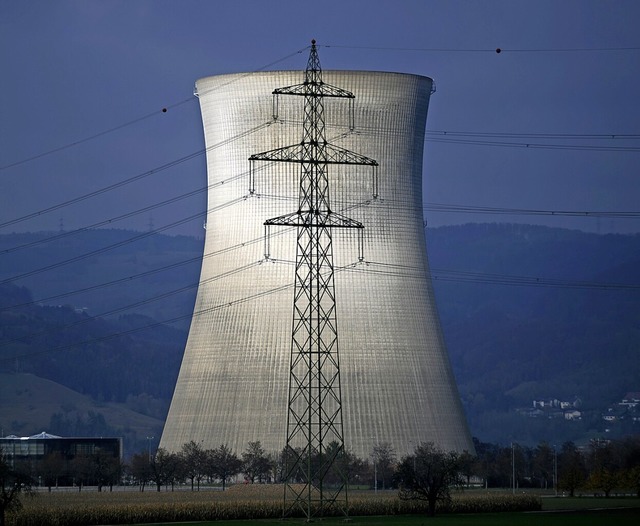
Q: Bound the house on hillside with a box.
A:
[620,392,640,408]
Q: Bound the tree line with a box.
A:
[3,436,640,496]
[128,436,640,498]
[2,435,639,523]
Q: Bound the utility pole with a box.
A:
[249,40,377,520]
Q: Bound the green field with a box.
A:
[178,510,639,526]
[117,508,640,526]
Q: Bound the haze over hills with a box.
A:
[0,224,638,455]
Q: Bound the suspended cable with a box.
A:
[0,227,270,312]
[2,186,205,254]
[0,121,271,231]
[3,255,638,364]
[1,191,636,307]
[426,130,640,140]
[0,253,201,312]
[0,109,177,172]
[425,136,640,152]
[422,202,640,218]
[322,44,640,53]
[0,198,243,286]
[0,261,261,347]
[0,47,307,172]
[298,116,640,151]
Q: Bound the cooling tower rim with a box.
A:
[195,69,433,86]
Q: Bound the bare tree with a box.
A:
[93,450,121,492]
[208,444,242,490]
[532,442,554,489]
[149,448,180,492]
[69,454,93,492]
[130,452,151,492]
[40,452,65,491]
[395,442,462,517]
[181,441,207,490]
[242,441,271,483]
[558,441,586,497]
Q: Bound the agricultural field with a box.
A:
[7,485,640,526]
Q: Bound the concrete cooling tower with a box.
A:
[160,68,474,459]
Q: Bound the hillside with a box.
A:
[0,229,204,330]
[0,372,163,447]
[1,225,639,451]
[427,224,640,444]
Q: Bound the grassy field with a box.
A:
[10,486,640,526]
[153,509,640,526]
[139,496,640,526]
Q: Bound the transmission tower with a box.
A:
[249,40,377,520]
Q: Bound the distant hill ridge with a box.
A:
[0,224,638,449]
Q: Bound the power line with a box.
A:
[0,261,261,347]
[0,198,243,286]
[422,202,640,219]
[0,121,272,230]
[2,257,638,364]
[1,192,636,299]
[0,47,307,172]
[2,113,637,236]
[425,136,640,152]
[426,130,640,140]
[322,44,640,53]
[1,185,204,254]
[0,108,178,172]
[300,116,640,152]
[0,228,270,312]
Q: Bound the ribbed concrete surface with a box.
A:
[160,71,473,459]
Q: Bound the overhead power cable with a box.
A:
[0,253,201,312]
[322,44,640,53]
[2,194,637,307]
[320,116,640,152]
[2,256,638,364]
[422,202,640,218]
[425,136,640,152]
[0,261,261,347]
[0,109,176,172]
[1,190,636,304]
[2,186,205,254]
[0,198,243,286]
[426,130,640,140]
[0,47,307,172]
[0,121,272,231]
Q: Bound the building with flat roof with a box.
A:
[0,432,122,485]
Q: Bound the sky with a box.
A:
[1,0,639,238]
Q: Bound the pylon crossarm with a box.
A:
[323,143,378,166]
[250,142,377,166]
[273,81,355,99]
[264,210,363,229]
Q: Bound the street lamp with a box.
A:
[553,445,558,496]
[146,436,154,461]
[371,437,377,494]
[511,443,516,495]
[409,440,416,472]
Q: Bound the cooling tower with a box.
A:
[160,70,473,459]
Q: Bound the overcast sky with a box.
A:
[1,0,639,237]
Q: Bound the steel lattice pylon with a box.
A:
[249,40,377,520]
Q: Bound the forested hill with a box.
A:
[426,223,640,444]
[0,224,638,449]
